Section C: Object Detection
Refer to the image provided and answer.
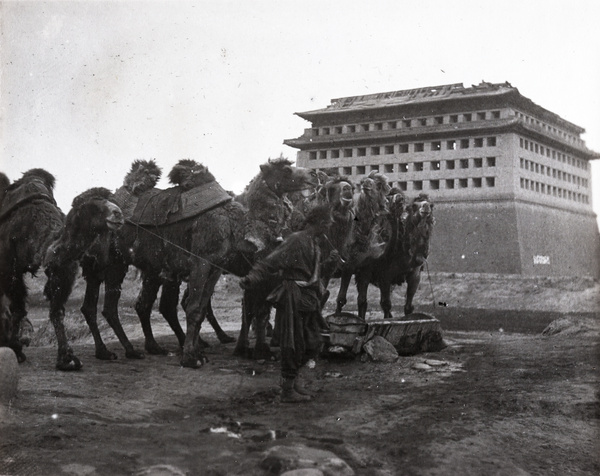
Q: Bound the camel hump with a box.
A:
[0,179,56,223]
[115,180,232,226]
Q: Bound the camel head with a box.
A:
[359,171,390,212]
[410,193,433,220]
[259,155,319,197]
[9,168,56,193]
[70,187,125,233]
[44,188,124,269]
[388,186,407,217]
[123,159,162,196]
[168,159,216,191]
[320,176,355,211]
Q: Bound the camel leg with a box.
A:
[205,299,235,344]
[158,279,186,348]
[135,273,166,355]
[80,273,116,360]
[252,298,276,361]
[4,275,28,363]
[233,294,252,358]
[356,276,370,320]
[181,287,211,348]
[335,270,352,315]
[44,262,82,371]
[379,279,394,320]
[404,267,422,316]
[183,287,234,346]
[102,264,144,359]
[181,262,220,368]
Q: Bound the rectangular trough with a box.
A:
[325,312,446,356]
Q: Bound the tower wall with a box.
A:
[428,200,522,274]
[514,201,600,278]
[428,199,600,278]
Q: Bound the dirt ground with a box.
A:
[1,272,599,476]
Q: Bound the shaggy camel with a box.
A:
[234,175,356,360]
[337,188,435,319]
[0,169,124,369]
[77,159,235,362]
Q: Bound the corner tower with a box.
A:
[284,82,600,277]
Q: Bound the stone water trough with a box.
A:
[323,312,446,357]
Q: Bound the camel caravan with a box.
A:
[0,158,435,371]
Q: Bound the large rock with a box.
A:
[0,347,19,407]
[362,336,399,363]
[261,444,354,476]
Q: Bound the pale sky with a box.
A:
[2,0,599,225]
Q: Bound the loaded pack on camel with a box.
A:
[0,169,125,370]
[113,159,232,228]
[335,180,435,320]
[77,157,319,368]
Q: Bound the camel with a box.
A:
[233,175,356,360]
[336,188,435,320]
[77,159,235,362]
[0,169,124,369]
[332,171,393,316]
[90,157,318,368]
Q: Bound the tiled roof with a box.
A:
[299,82,514,115]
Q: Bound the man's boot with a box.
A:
[294,365,316,397]
[281,378,311,403]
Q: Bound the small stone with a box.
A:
[134,464,187,476]
[261,444,354,476]
[412,362,432,371]
[282,469,324,476]
[424,359,447,367]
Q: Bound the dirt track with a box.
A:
[1,274,599,475]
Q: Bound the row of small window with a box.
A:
[520,178,590,204]
[520,158,589,188]
[332,157,497,176]
[308,137,498,160]
[394,177,496,192]
[516,112,584,147]
[519,137,588,170]
[312,110,502,136]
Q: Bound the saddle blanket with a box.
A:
[0,179,56,222]
[114,181,232,227]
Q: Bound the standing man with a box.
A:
[240,205,336,403]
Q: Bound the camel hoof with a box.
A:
[16,351,27,364]
[253,344,277,361]
[125,349,145,359]
[218,334,236,344]
[56,356,82,371]
[95,348,118,360]
[180,353,206,368]
[145,342,168,355]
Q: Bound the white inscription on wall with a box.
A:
[533,255,550,265]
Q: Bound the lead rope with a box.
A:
[424,258,436,309]
[125,219,237,276]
